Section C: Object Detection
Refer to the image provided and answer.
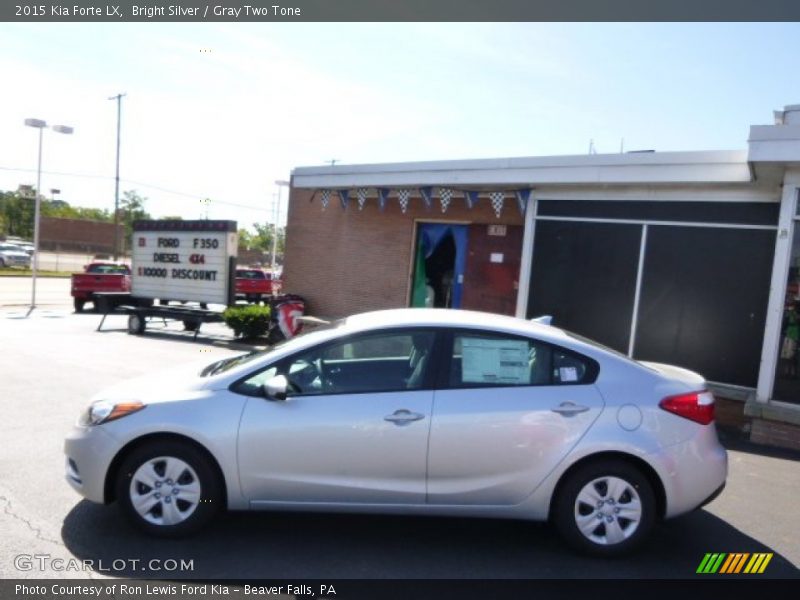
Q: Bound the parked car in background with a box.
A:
[16,242,35,256]
[2,237,35,255]
[235,268,282,302]
[64,308,727,556]
[0,243,32,268]
[71,262,131,312]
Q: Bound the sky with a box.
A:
[1,22,799,231]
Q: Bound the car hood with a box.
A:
[90,359,215,405]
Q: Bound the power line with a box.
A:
[0,165,270,211]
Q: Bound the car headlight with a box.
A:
[81,400,145,426]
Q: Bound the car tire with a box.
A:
[553,459,656,557]
[128,313,146,335]
[183,318,201,332]
[116,441,222,537]
[73,298,85,313]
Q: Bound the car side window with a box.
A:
[284,330,436,396]
[449,332,595,387]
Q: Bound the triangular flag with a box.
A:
[489,191,505,218]
[378,188,391,212]
[419,186,433,210]
[438,187,453,213]
[515,188,531,215]
[397,189,412,213]
[465,190,479,210]
[320,189,331,210]
[337,189,350,210]
[357,188,368,211]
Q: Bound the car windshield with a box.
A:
[199,319,344,377]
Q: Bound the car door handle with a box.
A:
[384,409,425,425]
[551,401,591,416]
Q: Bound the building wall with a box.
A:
[284,188,524,318]
[40,217,125,254]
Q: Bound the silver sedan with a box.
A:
[65,309,727,556]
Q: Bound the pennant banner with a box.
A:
[465,190,479,210]
[489,191,505,218]
[438,187,453,213]
[515,188,531,215]
[419,186,433,210]
[397,188,412,213]
[378,188,391,212]
[320,189,331,210]
[356,188,369,211]
[337,189,350,210]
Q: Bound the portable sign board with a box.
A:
[132,220,238,305]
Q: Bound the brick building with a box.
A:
[283,103,800,450]
[40,216,125,254]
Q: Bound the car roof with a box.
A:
[342,308,571,341]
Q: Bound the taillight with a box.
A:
[659,390,715,425]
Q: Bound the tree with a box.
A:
[0,190,35,238]
[119,190,151,245]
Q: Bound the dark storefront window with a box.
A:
[528,201,777,389]
[634,226,774,388]
[528,220,641,354]
[772,225,800,404]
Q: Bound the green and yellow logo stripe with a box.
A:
[697,552,773,574]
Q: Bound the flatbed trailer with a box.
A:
[95,294,225,340]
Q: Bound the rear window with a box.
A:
[87,264,130,274]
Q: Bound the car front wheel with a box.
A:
[553,459,656,557]
[116,441,222,537]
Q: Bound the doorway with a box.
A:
[411,223,468,309]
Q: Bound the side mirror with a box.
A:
[262,374,289,401]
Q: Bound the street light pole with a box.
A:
[110,93,125,260]
[273,180,289,273]
[24,119,73,314]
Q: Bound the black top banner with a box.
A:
[3,0,800,22]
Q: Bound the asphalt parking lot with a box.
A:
[0,301,798,581]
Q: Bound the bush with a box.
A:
[223,304,272,339]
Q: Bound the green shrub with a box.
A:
[223,304,272,339]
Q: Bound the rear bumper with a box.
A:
[699,481,726,508]
[655,425,728,518]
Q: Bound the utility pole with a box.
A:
[109,93,126,260]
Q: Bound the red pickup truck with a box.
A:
[71,262,131,312]
[235,268,282,303]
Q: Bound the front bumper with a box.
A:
[64,423,123,504]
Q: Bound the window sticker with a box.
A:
[461,337,529,384]
[559,366,579,382]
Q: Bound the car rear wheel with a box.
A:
[553,460,656,557]
[116,441,222,537]
[73,298,85,313]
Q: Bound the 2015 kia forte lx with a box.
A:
[65,308,727,556]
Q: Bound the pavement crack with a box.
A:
[0,495,63,547]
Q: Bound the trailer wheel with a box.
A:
[128,313,146,335]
